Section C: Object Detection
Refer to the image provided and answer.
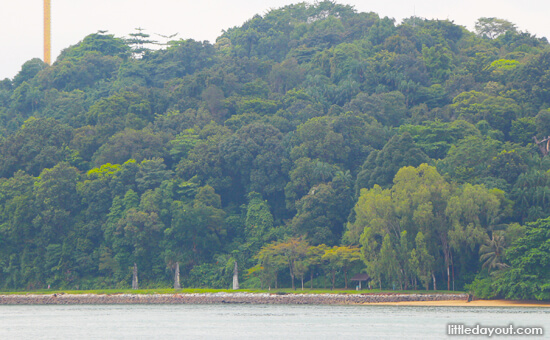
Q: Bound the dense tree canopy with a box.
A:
[0,1,549,296]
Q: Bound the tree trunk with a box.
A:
[451,253,455,291]
[442,239,451,291]
[534,136,550,156]
[132,263,138,290]
[174,262,181,289]
[310,270,314,289]
[232,260,239,290]
[331,270,336,290]
[289,261,295,290]
[447,265,450,291]
[291,273,295,290]
[344,268,348,289]
[432,272,437,291]
[301,276,304,291]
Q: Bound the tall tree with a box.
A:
[475,18,517,39]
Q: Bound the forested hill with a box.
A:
[1,1,549,299]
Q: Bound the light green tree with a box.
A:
[409,232,435,290]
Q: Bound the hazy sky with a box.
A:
[1,0,549,79]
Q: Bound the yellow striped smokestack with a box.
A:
[44,0,51,65]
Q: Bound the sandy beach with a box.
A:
[367,299,550,307]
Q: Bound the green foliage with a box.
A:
[356,132,429,191]
[399,120,479,159]
[0,3,549,294]
[495,218,550,300]
[292,182,348,245]
[38,53,123,92]
[0,117,73,177]
[13,59,47,88]
[57,33,131,60]
[509,117,536,145]
[437,135,501,183]
[475,18,517,40]
[245,192,274,248]
[92,129,169,166]
[422,44,452,83]
[350,164,506,290]
[511,169,550,223]
[410,232,434,290]
[479,232,508,271]
[470,217,550,300]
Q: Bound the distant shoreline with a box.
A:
[0,292,466,305]
[1,292,548,306]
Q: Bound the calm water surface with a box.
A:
[0,304,548,339]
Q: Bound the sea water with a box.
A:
[0,304,548,339]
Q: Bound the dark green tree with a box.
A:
[356,132,429,192]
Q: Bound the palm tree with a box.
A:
[313,161,334,183]
[479,232,508,272]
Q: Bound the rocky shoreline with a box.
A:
[0,292,469,305]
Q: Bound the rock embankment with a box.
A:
[0,292,468,305]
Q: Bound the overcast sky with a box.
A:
[1,0,549,80]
